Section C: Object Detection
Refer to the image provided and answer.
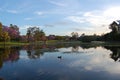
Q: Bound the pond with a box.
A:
[0,44,120,80]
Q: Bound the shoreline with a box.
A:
[0,41,120,47]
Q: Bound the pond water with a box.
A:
[0,44,120,80]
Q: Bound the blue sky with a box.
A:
[1,0,120,36]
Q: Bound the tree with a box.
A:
[71,32,79,40]
[26,27,46,42]
[100,20,120,41]
[0,22,10,42]
[0,22,2,33]
[9,24,20,41]
[2,25,20,41]
[1,32,10,45]
[0,22,3,41]
[109,21,119,33]
[26,27,32,42]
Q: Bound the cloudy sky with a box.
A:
[0,0,120,36]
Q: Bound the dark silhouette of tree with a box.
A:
[99,20,120,41]
[109,21,119,33]
[104,46,120,62]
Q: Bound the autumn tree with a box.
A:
[1,32,10,43]
[9,24,20,41]
[0,22,10,43]
[0,22,2,34]
[0,22,2,41]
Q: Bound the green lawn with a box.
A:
[0,42,29,45]
[1,41,120,47]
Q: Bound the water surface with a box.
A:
[0,44,120,80]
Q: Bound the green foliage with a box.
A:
[0,22,2,41]
[71,32,79,40]
[101,32,120,41]
[1,32,10,42]
[9,24,20,41]
[26,27,46,42]
[0,22,2,33]
[79,35,99,42]
[0,22,10,42]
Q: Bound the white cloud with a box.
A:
[66,47,120,74]
[72,27,94,31]
[20,25,31,30]
[66,7,120,35]
[49,1,67,7]
[7,10,18,14]
[103,7,120,20]
[84,66,92,71]
[47,0,81,15]
[67,16,85,23]
[35,11,44,16]
[24,18,32,20]
[44,24,54,28]
[83,11,113,26]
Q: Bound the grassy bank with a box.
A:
[0,42,29,46]
[1,41,120,47]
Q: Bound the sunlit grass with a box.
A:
[0,41,120,47]
[0,42,29,45]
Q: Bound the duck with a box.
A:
[57,56,62,59]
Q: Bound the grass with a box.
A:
[1,40,120,47]
[0,42,29,46]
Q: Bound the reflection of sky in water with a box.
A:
[65,47,119,74]
[0,46,120,80]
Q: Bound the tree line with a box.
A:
[0,20,120,43]
[0,22,46,43]
[76,20,120,42]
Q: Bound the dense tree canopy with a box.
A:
[26,27,46,42]
[3,25,20,41]
[0,22,10,42]
[71,32,79,40]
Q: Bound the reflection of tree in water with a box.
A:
[26,45,46,59]
[72,46,79,53]
[79,44,97,49]
[27,49,44,59]
[6,47,20,62]
[63,46,81,54]
[104,46,120,62]
[0,47,20,69]
[26,44,58,59]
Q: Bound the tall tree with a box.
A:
[26,27,46,42]
[71,32,79,40]
[0,22,10,42]
[1,32,10,45]
[0,22,2,41]
[9,24,20,41]
[109,21,119,33]
[0,22,2,33]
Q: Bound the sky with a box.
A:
[1,0,120,36]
